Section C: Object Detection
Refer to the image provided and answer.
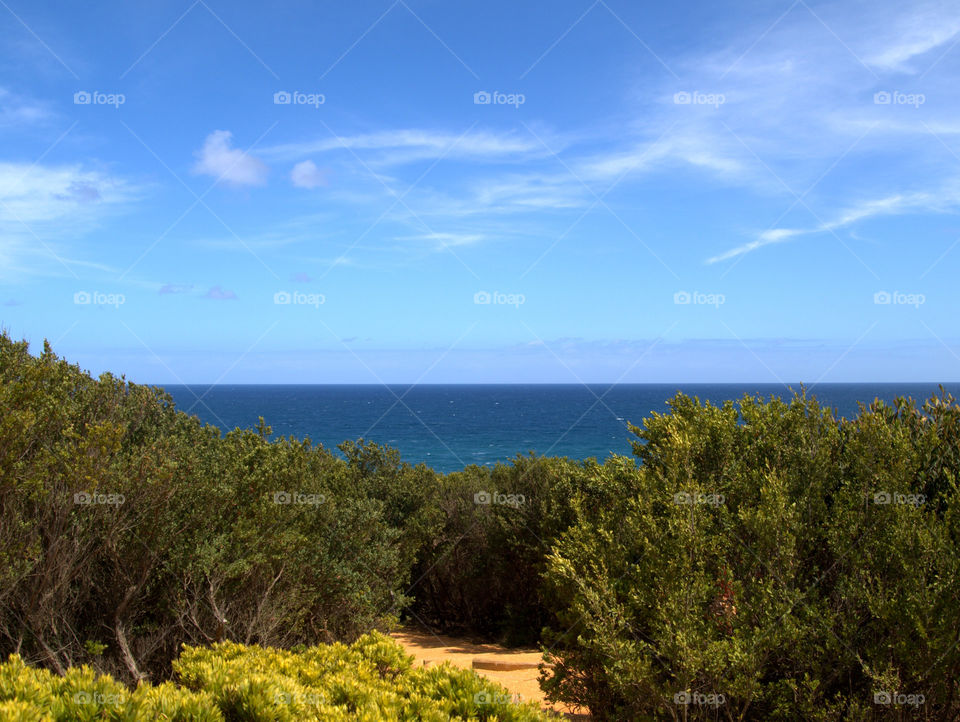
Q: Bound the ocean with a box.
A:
[162,383,960,473]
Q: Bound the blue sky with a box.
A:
[2,0,960,383]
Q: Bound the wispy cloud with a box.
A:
[0,162,133,223]
[0,87,52,127]
[395,231,485,248]
[576,132,746,184]
[706,190,953,264]
[0,162,135,280]
[860,7,960,71]
[161,0,960,280]
[192,130,268,187]
[262,129,548,165]
[203,285,238,300]
[290,159,327,189]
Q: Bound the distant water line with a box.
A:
[162,383,960,473]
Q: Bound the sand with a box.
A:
[390,626,590,719]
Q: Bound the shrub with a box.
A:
[539,391,960,720]
[409,455,591,644]
[0,634,553,720]
[7,329,960,720]
[0,333,414,681]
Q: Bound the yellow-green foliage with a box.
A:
[0,633,551,721]
[0,651,221,720]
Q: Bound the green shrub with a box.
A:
[6,329,960,720]
[539,391,960,720]
[409,454,592,645]
[0,333,415,681]
[0,634,552,720]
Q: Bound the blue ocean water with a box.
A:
[162,384,960,473]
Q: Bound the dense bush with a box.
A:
[409,455,591,645]
[539,392,960,720]
[0,333,425,681]
[5,330,960,720]
[0,632,550,720]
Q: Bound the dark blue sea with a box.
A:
[162,384,960,473]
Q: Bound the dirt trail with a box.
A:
[390,626,589,719]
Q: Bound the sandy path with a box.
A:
[390,626,589,719]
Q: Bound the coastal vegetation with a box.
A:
[0,631,549,720]
[1,330,958,719]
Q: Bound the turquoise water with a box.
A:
[163,383,960,473]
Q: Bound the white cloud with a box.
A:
[188,2,960,267]
[395,232,485,248]
[0,162,131,224]
[706,191,951,264]
[203,285,238,300]
[577,132,746,185]
[861,8,960,71]
[192,130,268,187]
[263,129,546,165]
[706,228,806,264]
[290,160,326,189]
[469,174,587,211]
[0,162,135,280]
[0,87,51,127]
